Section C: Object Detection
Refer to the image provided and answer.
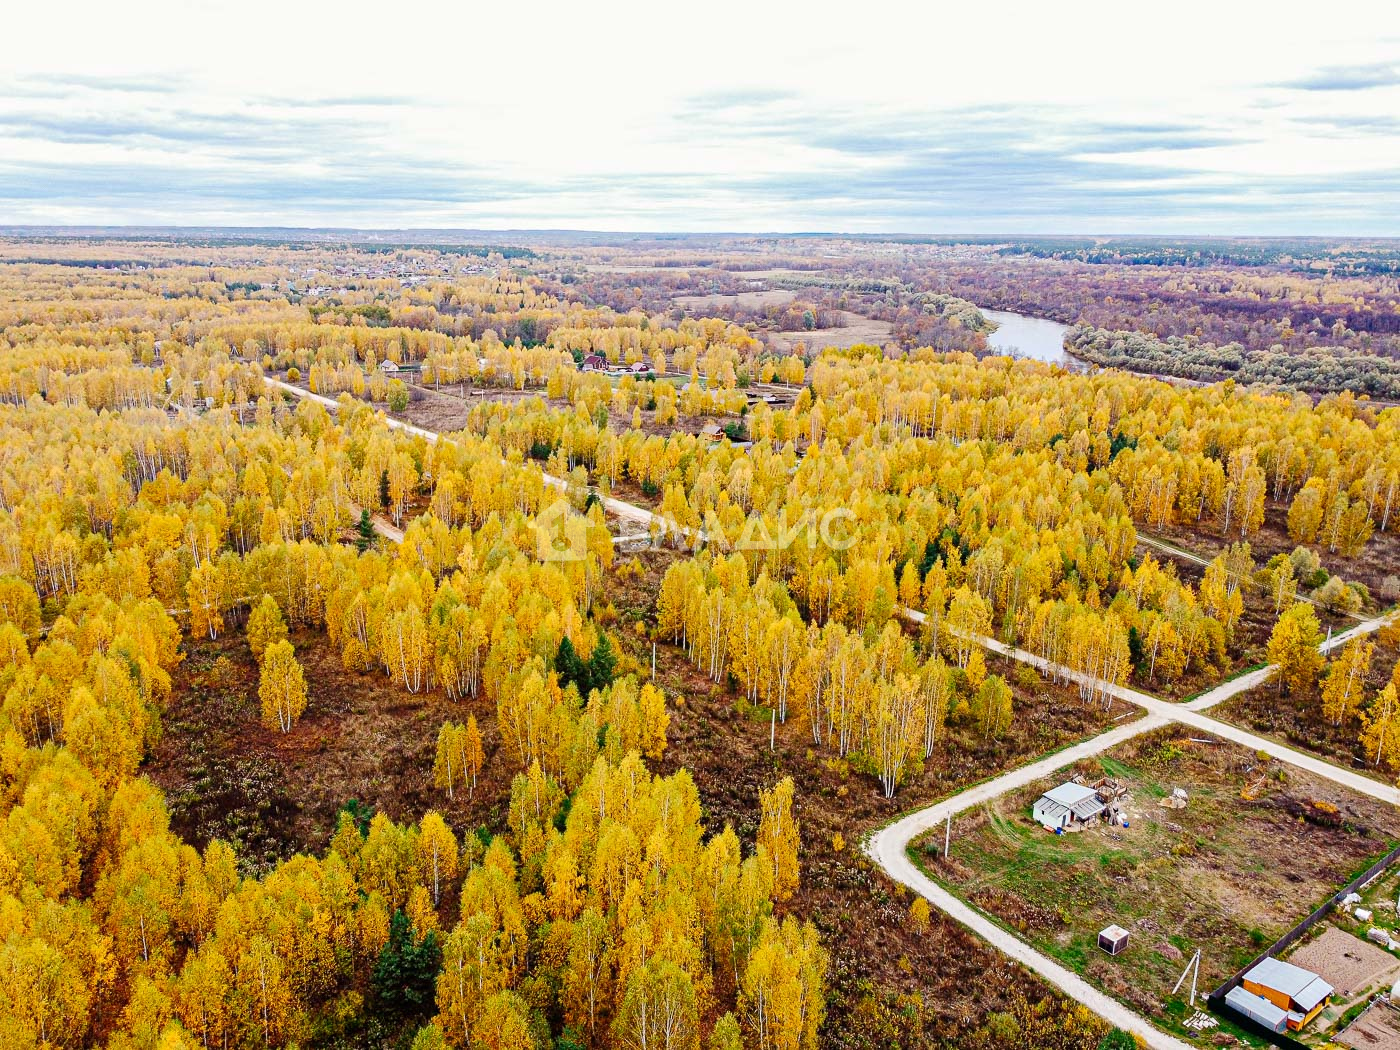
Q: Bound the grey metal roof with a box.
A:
[1036,783,1104,822]
[1034,799,1071,821]
[1042,783,1100,808]
[1226,987,1287,1033]
[1071,796,1106,820]
[1244,958,1333,1012]
[1293,977,1332,1013]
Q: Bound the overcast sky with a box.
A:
[4,0,1399,234]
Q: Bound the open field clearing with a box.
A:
[766,311,895,352]
[1338,1001,1400,1049]
[673,289,798,311]
[920,728,1400,1037]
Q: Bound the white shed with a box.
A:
[1098,925,1130,956]
[1032,782,1105,831]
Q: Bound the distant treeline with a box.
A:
[886,253,1400,360]
[1067,323,1400,399]
[358,243,537,259]
[1,257,160,268]
[997,237,1400,277]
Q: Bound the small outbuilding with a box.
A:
[1225,986,1289,1035]
[1097,925,1130,956]
[378,359,400,374]
[1032,782,1106,831]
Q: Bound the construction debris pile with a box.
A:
[1159,787,1190,810]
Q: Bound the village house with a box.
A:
[1031,782,1106,831]
[1238,957,1333,1032]
[581,354,606,371]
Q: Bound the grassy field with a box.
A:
[917,728,1400,1037]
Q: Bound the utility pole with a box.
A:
[1171,949,1203,1007]
[944,813,952,858]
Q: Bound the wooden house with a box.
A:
[1240,958,1332,1031]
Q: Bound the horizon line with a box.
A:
[3,224,1399,243]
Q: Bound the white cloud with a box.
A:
[2,0,1399,231]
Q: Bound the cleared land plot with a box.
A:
[725,267,832,279]
[671,287,896,351]
[767,310,894,352]
[1339,1003,1400,1050]
[673,289,796,310]
[1290,926,1397,1001]
[362,378,729,445]
[921,728,1400,1029]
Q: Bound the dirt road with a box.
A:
[266,377,687,539]
[1135,530,1369,622]
[962,618,1400,806]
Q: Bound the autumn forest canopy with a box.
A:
[1,230,1400,1050]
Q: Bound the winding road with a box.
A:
[867,714,1193,1050]
[884,610,1398,1047]
[268,376,1399,1047]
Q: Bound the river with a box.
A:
[981,308,1078,367]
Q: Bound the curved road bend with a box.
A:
[866,713,1196,1050]
[879,607,1398,1047]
